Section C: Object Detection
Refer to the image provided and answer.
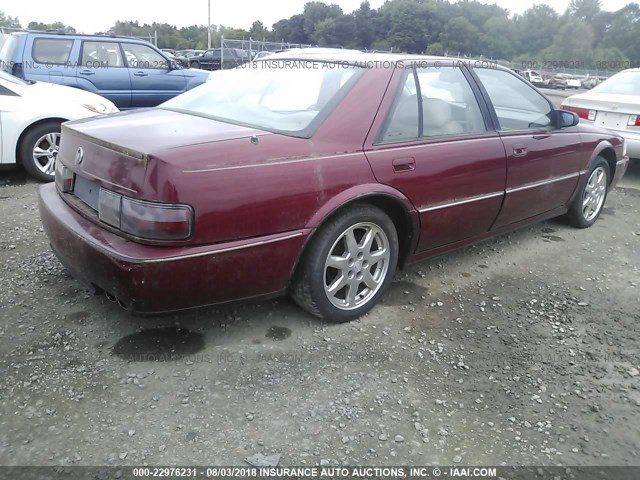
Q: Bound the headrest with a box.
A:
[423,97,452,128]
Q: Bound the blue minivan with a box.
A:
[0,32,210,109]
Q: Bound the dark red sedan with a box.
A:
[39,53,629,322]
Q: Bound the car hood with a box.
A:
[562,92,640,113]
[14,80,116,108]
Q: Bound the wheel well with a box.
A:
[598,148,617,184]
[305,195,416,270]
[15,118,67,165]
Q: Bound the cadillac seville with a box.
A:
[38,53,629,322]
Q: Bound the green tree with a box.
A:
[248,20,269,40]
[272,14,307,44]
[27,21,76,33]
[569,0,602,23]
[540,20,595,64]
[480,16,516,60]
[425,42,445,55]
[302,2,343,40]
[375,0,436,53]
[0,11,21,28]
[354,1,375,50]
[513,5,559,57]
[441,16,481,55]
[600,3,640,63]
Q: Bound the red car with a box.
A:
[39,53,629,323]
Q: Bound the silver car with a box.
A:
[562,68,640,158]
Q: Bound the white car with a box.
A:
[562,68,639,158]
[0,71,118,182]
[521,69,544,86]
[556,73,581,89]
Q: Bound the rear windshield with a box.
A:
[591,70,640,96]
[161,61,362,137]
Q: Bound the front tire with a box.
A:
[190,61,200,69]
[291,204,398,323]
[18,121,61,182]
[568,157,610,228]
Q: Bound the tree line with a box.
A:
[1,0,637,71]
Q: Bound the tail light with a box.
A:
[561,105,596,121]
[98,188,193,241]
[55,161,74,193]
[627,115,640,127]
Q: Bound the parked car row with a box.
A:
[186,47,251,70]
[38,51,629,322]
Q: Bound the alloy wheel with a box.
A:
[323,222,391,310]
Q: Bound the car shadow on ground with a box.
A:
[0,169,33,188]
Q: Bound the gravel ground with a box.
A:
[0,163,639,468]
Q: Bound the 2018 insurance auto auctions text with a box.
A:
[131,466,498,479]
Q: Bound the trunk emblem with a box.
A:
[75,147,84,165]
[609,103,619,110]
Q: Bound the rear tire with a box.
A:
[18,121,61,182]
[291,204,398,323]
[568,157,610,228]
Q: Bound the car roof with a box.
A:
[9,30,151,44]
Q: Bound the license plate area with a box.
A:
[73,175,100,211]
[596,112,628,129]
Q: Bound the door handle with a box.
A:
[392,157,416,173]
[513,144,527,157]
[79,70,95,75]
[133,71,148,77]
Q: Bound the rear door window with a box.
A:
[81,41,125,68]
[378,67,487,143]
[32,38,74,65]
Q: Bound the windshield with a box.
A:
[161,61,362,137]
[0,70,28,85]
[591,71,640,96]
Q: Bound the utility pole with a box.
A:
[207,0,211,49]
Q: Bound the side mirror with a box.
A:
[170,60,182,70]
[557,109,579,128]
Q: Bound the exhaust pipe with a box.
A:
[105,291,129,311]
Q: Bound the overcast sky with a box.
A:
[0,0,633,33]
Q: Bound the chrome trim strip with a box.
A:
[185,152,363,173]
[139,232,305,264]
[418,191,504,213]
[506,172,579,194]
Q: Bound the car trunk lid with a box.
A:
[58,109,270,194]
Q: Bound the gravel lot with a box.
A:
[0,162,639,468]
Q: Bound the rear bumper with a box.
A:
[38,183,309,313]
[624,137,640,159]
